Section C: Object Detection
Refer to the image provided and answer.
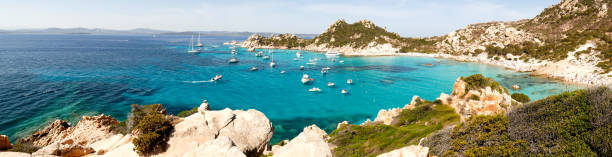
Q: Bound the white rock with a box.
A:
[182,136,246,157]
[273,125,332,157]
[376,145,429,157]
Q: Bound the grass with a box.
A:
[511,93,530,103]
[328,100,460,157]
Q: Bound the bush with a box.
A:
[109,120,128,135]
[511,93,530,103]
[446,115,527,156]
[177,107,198,117]
[132,113,174,156]
[329,100,460,157]
[127,104,167,131]
[8,141,40,153]
[461,74,507,94]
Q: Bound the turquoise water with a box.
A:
[0,34,581,143]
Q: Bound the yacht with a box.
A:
[195,33,204,47]
[229,58,239,63]
[347,79,353,85]
[301,74,313,84]
[280,70,286,74]
[341,89,348,94]
[325,51,340,56]
[263,56,270,60]
[327,82,335,87]
[256,52,263,57]
[250,66,258,71]
[187,35,201,53]
[296,52,301,57]
[299,66,305,70]
[309,87,322,92]
[269,61,276,67]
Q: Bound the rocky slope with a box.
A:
[235,0,612,86]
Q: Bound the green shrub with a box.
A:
[469,95,480,101]
[460,74,507,94]
[511,93,530,103]
[110,120,128,135]
[8,141,40,153]
[127,104,167,131]
[329,100,459,157]
[177,107,198,117]
[446,115,528,156]
[132,113,174,156]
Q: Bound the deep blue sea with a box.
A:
[0,34,581,143]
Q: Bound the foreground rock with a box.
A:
[0,135,11,150]
[19,114,118,148]
[272,125,332,157]
[376,145,429,157]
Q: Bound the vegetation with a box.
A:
[127,104,166,131]
[328,100,460,157]
[109,120,128,135]
[425,87,612,156]
[511,93,530,103]
[177,107,198,117]
[460,74,507,94]
[132,113,174,156]
[7,142,39,153]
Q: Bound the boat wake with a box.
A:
[183,80,213,83]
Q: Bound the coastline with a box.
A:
[228,42,611,86]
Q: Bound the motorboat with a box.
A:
[210,75,222,82]
[306,62,316,65]
[347,79,353,85]
[263,56,270,60]
[299,66,304,70]
[325,51,340,56]
[309,87,322,92]
[341,89,348,94]
[256,52,263,57]
[296,52,301,57]
[328,82,335,87]
[323,67,331,70]
[301,74,313,84]
[250,66,258,71]
[280,70,286,74]
[321,69,328,74]
[339,60,345,63]
[228,58,239,63]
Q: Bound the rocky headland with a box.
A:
[231,0,612,86]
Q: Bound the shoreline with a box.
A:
[229,43,610,86]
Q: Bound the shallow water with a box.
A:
[0,34,581,143]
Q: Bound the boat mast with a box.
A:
[190,35,194,50]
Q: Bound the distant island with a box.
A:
[0,28,318,38]
[235,0,611,86]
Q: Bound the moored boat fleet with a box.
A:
[188,38,352,94]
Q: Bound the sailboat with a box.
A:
[188,35,201,53]
[195,33,204,47]
[269,49,276,67]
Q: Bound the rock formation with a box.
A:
[272,125,332,157]
[0,135,11,150]
[372,96,422,125]
[438,77,514,121]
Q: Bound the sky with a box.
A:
[0,0,559,37]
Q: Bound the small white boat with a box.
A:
[309,87,322,92]
[210,75,222,82]
[347,79,353,85]
[211,45,219,48]
[339,60,345,63]
[321,69,328,74]
[256,52,263,57]
[323,67,331,70]
[280,70,286,74]
[296,52,301,57]
[248,48,255,52]
[299,66,304,70]
[187,35,201,53]
[269,61,276,67]
[263,56,270,60]
[231,49,237,53]
[301,74,313,84]
[341,89,348,94]
[250,66,258,71]
[325,51,340,56]
[306,62,316,65]
[229,58,239,63]
[328,82,335,87]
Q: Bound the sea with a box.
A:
[0,34,582,143]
